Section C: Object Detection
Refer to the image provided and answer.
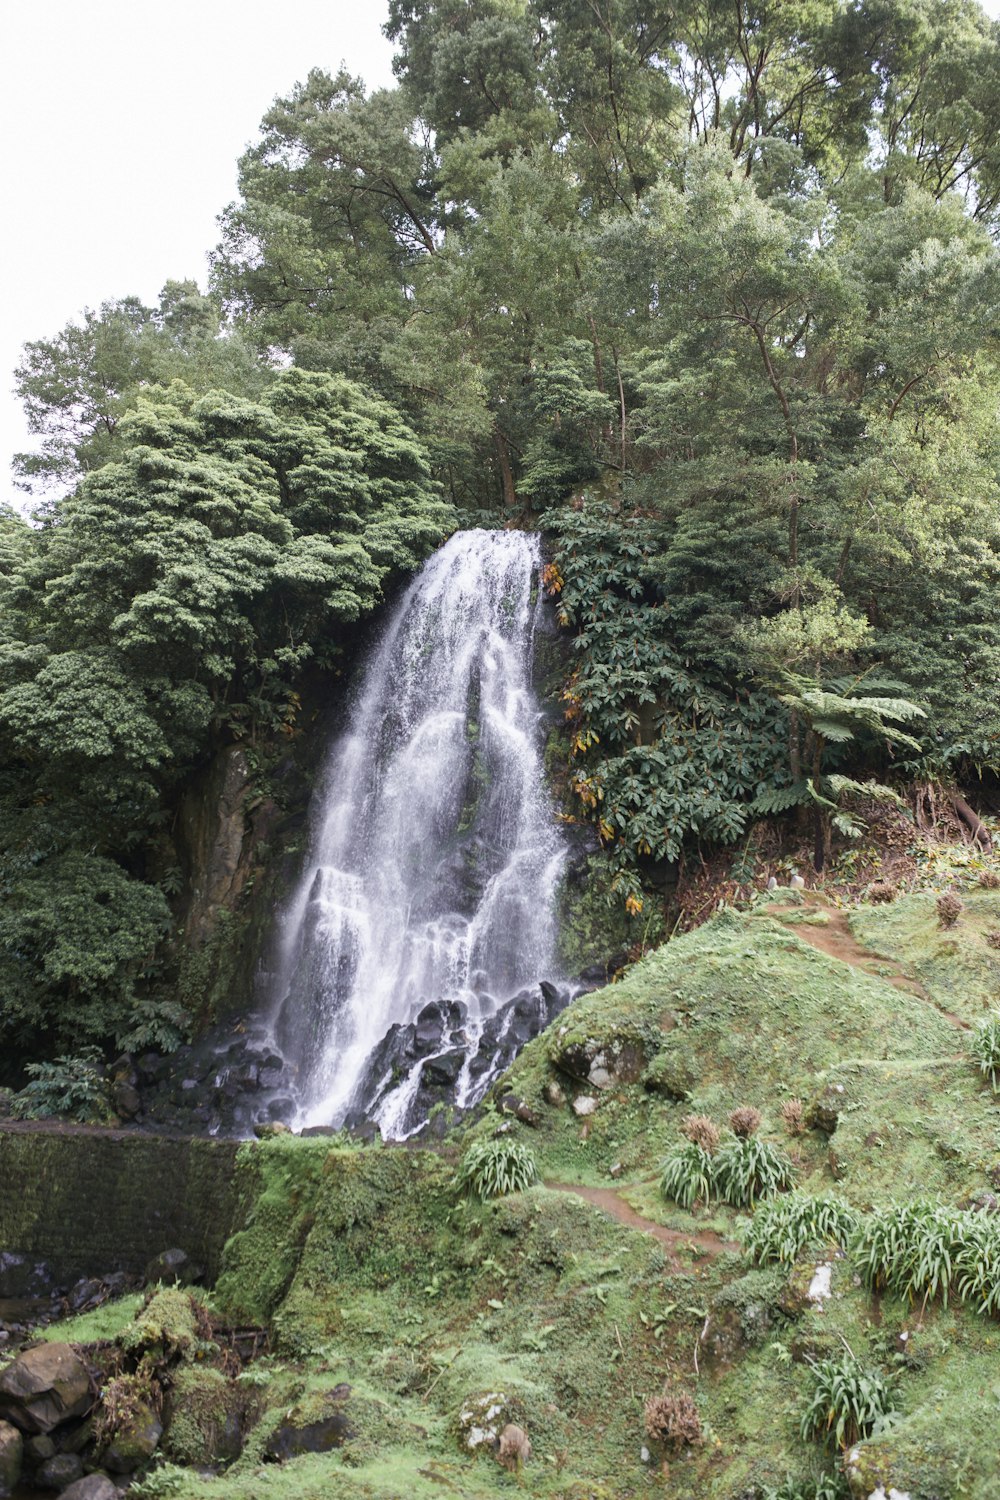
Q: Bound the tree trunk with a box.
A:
[494,429,517,510]
[949,789,992,850]
[811,735,826,873]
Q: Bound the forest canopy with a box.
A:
[4,0,1000,1057]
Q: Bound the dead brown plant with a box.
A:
[680,1114,720,1152]
[728,1106,762,1139]
[644,1388,702,1451]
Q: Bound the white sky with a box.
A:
[1,0,395,507]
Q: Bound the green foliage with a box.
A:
[548,500,787,896]
[970,1011,1000,1089]
[713,1135,795,1209]
[851,1200,1000,1315]
[761,1473,849,1500]
[454,1137,539,1201]
[127,1464,189,1500]
[743,1195,860,1266]
[799,1352,896,1449]
[659,1142,717,1210]
[10,1046,115,1123]
[660,1132,792,1210]
[1,368,450,1060]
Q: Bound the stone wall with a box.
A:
[0,1126,247,1287]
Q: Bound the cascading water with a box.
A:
[271,529,570,1137]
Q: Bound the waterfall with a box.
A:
[271,529,570,1137]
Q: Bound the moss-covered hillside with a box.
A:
[20,883,1000,1500]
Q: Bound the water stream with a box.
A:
[271,529,569,1137]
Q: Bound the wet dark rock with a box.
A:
[340,1118,381,1143]
[0,1254,51,1301]
[69,1280,104,1312]
[51,1418,93,1457]
[423,1051,465,1087]
[0,1344,91,1434]
[264,1409,354,1462]
[36,1451,85,1489]
[24,1435,55,1464]
[346,979,572,1136]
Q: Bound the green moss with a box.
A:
[48,886,1000,1500]
[555,855,637,978]
[850,890,1000,1026]
[36,1293,145,1345]
[121,1288,203,1358]
[214,1137,330,1324]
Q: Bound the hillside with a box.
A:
[5,874,1000,1499]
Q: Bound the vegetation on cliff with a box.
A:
[4,1,1000,1066]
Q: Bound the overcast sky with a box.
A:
[1,0,395,507]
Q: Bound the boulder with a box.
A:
[144,1248,202,1288]
[0,1421,22,1498]
[102,1403,163,1472]
[58,1476,119,1500]
[808,1082,847,1135]
[36,1452,84,1489]
[263,1388,354,1462]
[264,1411,354,1462]
[496,1094,539,1127]
[458,1391,514,1454]
[0,1344,91,1433]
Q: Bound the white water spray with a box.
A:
[272,529,568,1135]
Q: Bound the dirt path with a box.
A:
[545,1181,736,1259]
[767,902,970,1031]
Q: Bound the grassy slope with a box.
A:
[50,887,1000,1500]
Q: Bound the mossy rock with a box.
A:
[163,1366,248,1468]
[120,1288,201,1359]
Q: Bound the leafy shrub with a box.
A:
[729,1106,763,1138]
[10,1047,114,1123]
[851,1199,1000,1315]
[744,1194,860,1266]
[936,889,963,927]
[799,1353,895,1448]
[660,1142,716,1209]
[127,1463,189,1499]
[681,1113,721,1151]
[643,1387,702,1450]
[454,1138,539,1201]
[714,1135,793,1207]
[971,1011,1000,1090]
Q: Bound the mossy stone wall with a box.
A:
[0,1126,246,1283]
